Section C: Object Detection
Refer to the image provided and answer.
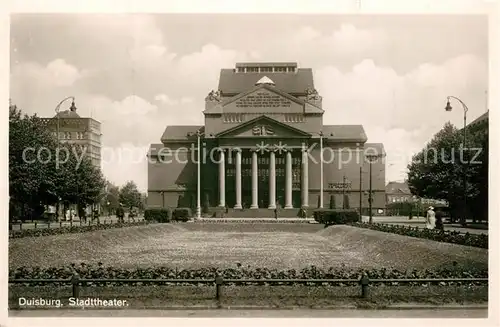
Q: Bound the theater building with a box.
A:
[147,62,385,216]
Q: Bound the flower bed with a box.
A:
[349,222,488,249]
[9,221,150,239]
[9,263,488,287]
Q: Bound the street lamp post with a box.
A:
[365,154,385,224]
[54,96,76,217]
[55,96,76,146]
[359,166,362,219]
[319,131,324,208]
[195,130,204,219]
[369,159,373,223]
[309,131,327,208]
[360,164,387,222]
[445,96,469,224]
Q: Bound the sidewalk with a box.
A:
[9,305,489,318]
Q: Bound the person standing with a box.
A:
[435,208,444,231]
[426,206,436,229]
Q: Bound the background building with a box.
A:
[385,180,447,216]
[385,181,412,204]
[466,110,488,134]
[148,62,386,217]
[41,103,102,169]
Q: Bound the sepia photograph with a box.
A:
[6,7,495,321]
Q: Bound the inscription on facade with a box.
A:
[252,125,274,136]
[236,92,292,108]
[328,182,352,190]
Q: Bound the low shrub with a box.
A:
[144,208,171,223]
[8,221,149,239]
[314,209,360,226]
[197,219,313,224]
[172,208,192,222]
[8,263,488,287]
[349,222,488,249]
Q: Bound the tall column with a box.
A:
[234,149,242,209]
[301,148,309,208]
[285,150,293,209]
[268,151,276,209]
[218,149,225,207]
[250,150,259,209]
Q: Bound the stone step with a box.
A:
[205,207,312,218]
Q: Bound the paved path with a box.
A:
[8,308,488,318]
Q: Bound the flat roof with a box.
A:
[235,62,298,68]
[218,68,313,94]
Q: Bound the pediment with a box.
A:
[216,115,310,138]
[221,84,304,113]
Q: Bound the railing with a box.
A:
[9,275,488,301]
[9,216,145,231]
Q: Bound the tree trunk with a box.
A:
[56,202,60,221]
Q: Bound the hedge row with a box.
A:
[9,263,487,287]
[144,208,191,223]
[195,219,313,224]
[9,221,149,239]
[313,209,360,226]
[349,222,488,249]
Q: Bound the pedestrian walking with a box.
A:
[426,206,436,229]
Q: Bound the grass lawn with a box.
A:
[9,223,488,271]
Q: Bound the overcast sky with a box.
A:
[10,14,488,192]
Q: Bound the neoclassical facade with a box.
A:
[147,62,386,215]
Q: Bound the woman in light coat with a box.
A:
[426,206,436,229]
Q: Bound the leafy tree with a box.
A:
[100,181,120,215]
[119,181,141,211]
[9,104,59,220]
[47,143,105,218]
[9,104,106,221]
[407,121,488,222]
